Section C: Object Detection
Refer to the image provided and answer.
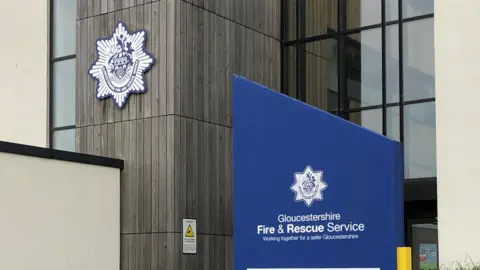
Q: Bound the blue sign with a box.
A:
[232,75,404,270]
[89,21,155,109]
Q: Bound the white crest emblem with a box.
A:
[291,165,328,207]
[89,21,155,109]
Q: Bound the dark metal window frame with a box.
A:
[280,0,435,181]
[49,0,77,148]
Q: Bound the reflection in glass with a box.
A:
[284,45,297,98]
[285,0,296,41]
[346,0,381,29]
[301,39,338,111]
[53,128,76,152]
[404,102,436,178]
[345,28,382,109]
[348,109,382,135]
[386,106,400,141]
[385,0,398,21]
[386,25,399,103]
[403,18,435,101]
[403,0,433,19]
[301,0,337,38]
[53,0,76,57]
[53,59,76,128]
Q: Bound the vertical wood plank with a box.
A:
[151,1,160,116]
[191,119,198,220]
[99,15,109,124]
[131,120,141,233]
[122,0,130,10]
[151,117,160,232]
[196,121,204,234]
[196,8,205,121]
[143,118,152,232]
[107,12,116,123]
[216,17,226,126]
[202,10,210,122]
[173,0,182,115]
[94,0,101,16]
[87,0,94,17]
[197,0,204,9]
[234,24,244,78]
[93,15,102,126]
[208,13,216,123]
[101,0,108,14]
[129,6,139,120]
[115,10,125,122]
[87,125,94,155]
[211,124,218,234]
[87,17,95,127]
[180,1,187,117]
[159,117,168,232]
[76,127,87,153]
[225,19,236,126]
[203,122,211,235]
[180,117,187,224]
[186,3,193,119]
[218,126,226,236]
[107,0,114,13]
[245,28,254,80]
[158,0,168,116]
[174,116,182,232]
[93,125,101,155]
[192,6,199,120]
[166,234,175,270]
[143,3,153,118]
[225,127,232,235]
[245,0,255,29]
[185,118,193,218]
[107,123,115,158]
[166,0,176,114]
[119,121,131,233]
[255,31,264,85]
[233,0,244,25]
[76,20,84,127]
[166,116,175,232]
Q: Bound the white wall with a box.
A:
[0,0,49,147]
[435,0,480,266]
[0,152,120,270]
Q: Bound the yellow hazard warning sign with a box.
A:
[185,224,194,237]
[183,218,197,254]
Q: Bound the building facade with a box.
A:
[1,0,478,269]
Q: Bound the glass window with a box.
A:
[385,0,398,21]
[348,109,382,135]
[346,0,381,29]
[53,128,76,152]
[402,0,434,19]
[386,106,400,141]
[301,0,337,38]
[302,39,338,111]
[53,0,76,58]
[386,25,399,103]
[345,28,382,109]
[53,59,76,128]
[404,102,436,179]
[403,18,435,101]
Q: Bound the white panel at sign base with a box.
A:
[182,218,197,254]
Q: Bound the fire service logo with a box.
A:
[88,21,155,109]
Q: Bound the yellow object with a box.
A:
[185,225,194,237]
[397,247,412,270]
